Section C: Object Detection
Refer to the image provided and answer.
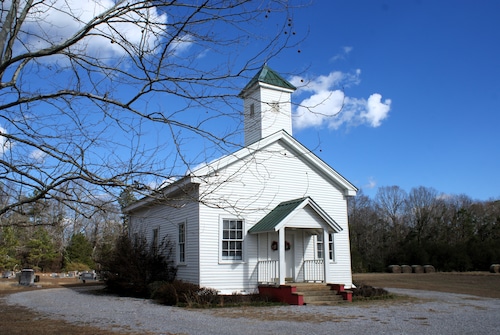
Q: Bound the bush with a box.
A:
[352,282,391,300]
[184,286,220,307]
[151,282,179,306]
[100,233,177,298]
[150,280,219,307]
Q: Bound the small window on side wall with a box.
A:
[152,228,159,254]
[178,222,186,264]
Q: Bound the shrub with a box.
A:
[100,233,177,298]
[184,286,220,307]
[152,282,179,306]
[169,280,202,303]
[352,282,391,300]
[150,280,222,307]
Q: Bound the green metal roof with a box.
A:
[248,197,308,233]
[240,65,296,96]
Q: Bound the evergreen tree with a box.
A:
[64,233,95,270]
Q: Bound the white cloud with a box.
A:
[17,0,168,59]
[292,70,391,130]
[29,149,47,163]
[364,177,377,189]
[363,93,392,127]
[169,34,195,55]
[330,46,354,62]
[0,126,12,156]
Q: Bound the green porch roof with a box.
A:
[248,197,308,234]
[240,65,296,96]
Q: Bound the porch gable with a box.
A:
[248,197,342,234]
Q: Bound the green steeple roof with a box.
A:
[239,65,296,96]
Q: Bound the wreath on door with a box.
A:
[271,240,291,251]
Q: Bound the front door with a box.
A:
[285,231,295,280]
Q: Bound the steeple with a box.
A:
[239,65,296,146]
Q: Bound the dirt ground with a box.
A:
[1,272,499,334]
[0,276,146,335]
[353,271,500,299]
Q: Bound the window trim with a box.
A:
[178,221,186,265]
[316,232,335,262]
[219,217,245,263]
[152,227,159,254]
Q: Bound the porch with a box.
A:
[256,259,325,284]
[248,197,343,286]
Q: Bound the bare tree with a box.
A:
[374,185,408,241]
[0,0,302,219]
[407,186,439,245]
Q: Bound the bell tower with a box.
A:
[239,65,296,146]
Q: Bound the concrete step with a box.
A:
[292,283,345,305]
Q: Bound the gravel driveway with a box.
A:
[5,286,500,335]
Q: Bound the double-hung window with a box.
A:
[152,228,159,254]
[317,233,334,261]
[178,222,186,264]
[222,219,243,261]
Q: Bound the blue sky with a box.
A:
[2,0,499,202]
[269,0,500,201]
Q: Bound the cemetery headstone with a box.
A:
[18,269,35,286]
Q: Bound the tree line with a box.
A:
[0,186,123,272]
[349,186,500,273]
[2,184,498,274]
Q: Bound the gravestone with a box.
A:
[18,269,35,286]
[80,271,97,283]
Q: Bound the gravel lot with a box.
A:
[5,286,500,335]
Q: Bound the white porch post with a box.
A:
[278,227,286,285]
[323,229,331,283]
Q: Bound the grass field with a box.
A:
[353,272,500,299]
[1,272,499,334]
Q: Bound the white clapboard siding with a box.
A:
[195,138,354,293]
[244,84,293,146]
[127,66,356,294]
[128,191,201,285]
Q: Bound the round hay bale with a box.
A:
[423,265,436,273]
[412,265,424,273]
[490,264,500,273]
[401,265,412,273]
[387,265,401,273]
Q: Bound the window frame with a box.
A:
[152,227,159,254]
[316,232,335,262]
[249,103,255,117]
[220,218,245,263]
[178,221,186,264]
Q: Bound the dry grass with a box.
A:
[353,272,500,299]
[1,272,499,334]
